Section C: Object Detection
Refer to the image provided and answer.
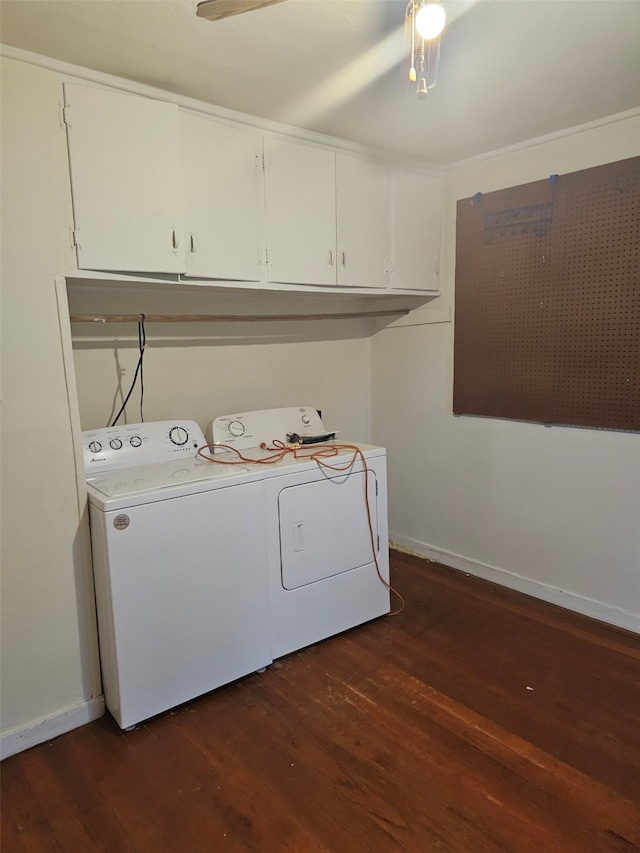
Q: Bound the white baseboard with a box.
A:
[389,534,640,634]
[1,695,105,760]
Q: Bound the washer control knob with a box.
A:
[129,435,142,448]
[88,440,102,454]
[169,426,189,446]
[109,438,123,450]
[228,421,245,437]
[301,414,311,425]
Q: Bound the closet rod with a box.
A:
[69,309,409,324]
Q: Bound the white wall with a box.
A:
[0,57,103,758]
[72,335,372,440]
[372,114,640,631]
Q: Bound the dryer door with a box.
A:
[278,470,378,590]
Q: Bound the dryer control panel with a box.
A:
[82,420,206,472]
[207,406,328,450]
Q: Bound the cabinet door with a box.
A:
[180,113,263,281]
[391,170,442,291]
[336,154,388,289]
[263,137,336,286]
[64,83,184,274]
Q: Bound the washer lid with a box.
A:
[86,457,249,499]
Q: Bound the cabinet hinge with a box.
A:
[265,247,270,265]
[377,534,380,551]
[62,105,71,127]
[256,153,265,172]
[70,227,81,248]
[385,259,394,274]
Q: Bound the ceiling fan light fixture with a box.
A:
[404,1,445,99]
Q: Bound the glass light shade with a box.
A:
[415,3,446,40]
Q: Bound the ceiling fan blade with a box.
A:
[196,0,287,22]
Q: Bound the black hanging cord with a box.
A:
[110,315,146,427]
[138,316,146,422]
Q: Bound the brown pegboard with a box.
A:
[453,157,640,431]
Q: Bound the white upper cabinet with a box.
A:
[179,112,263,282]
[391,170,442,291]
[63,84,184,274]
[262,140,390,289]
[336,154,388,289]
[263,137,336,286]
[62,80,442,294]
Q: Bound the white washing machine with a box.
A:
[83,420,271,730]
[205,407,390,659]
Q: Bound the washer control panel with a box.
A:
[83,420,206,472]
[207,406,327,451]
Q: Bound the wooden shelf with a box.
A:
[64,274,440,343]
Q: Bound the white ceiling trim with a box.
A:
[443,107,640,172]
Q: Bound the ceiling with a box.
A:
[1,0,639,165]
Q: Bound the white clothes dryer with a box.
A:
[83,420,271,730]
[205,407,390,659]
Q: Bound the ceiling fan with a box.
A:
[196,0,287,22]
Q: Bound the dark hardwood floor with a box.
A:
[2,550,639,852]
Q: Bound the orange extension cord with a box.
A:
[197,440,405,615]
